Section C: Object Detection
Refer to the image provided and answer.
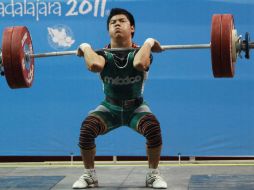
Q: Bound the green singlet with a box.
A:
[88,48,154,134]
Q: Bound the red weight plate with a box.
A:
[211,14,222,77]
[221,14,235,77]
[2,27,18,88]
[11,26,34,88]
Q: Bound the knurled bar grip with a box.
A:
[30,44,212,58]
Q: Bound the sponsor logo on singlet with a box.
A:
[104,76,142,85]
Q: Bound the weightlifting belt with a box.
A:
[106,96,143,108]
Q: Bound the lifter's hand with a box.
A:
[76,43,105,72]
[134,38,162,71]
[144,38,163,52]
[76,43,92,57]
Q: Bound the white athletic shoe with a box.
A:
[72,169,98,189]
[146,169,167,189]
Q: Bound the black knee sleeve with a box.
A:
[137,114,162,148]
[79,115,106,150]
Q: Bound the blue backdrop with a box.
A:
[0,0,254,156]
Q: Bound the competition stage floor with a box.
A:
[1,160,254,190]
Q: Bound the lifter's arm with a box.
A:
[133,38,163,71]
[77,43,105,72]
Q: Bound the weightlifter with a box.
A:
[73,8,167,189]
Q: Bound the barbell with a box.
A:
[0,14,253,89]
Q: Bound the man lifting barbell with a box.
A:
[72,8,167,189]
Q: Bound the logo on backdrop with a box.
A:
[0,0,108,21]
[47,25,75,50]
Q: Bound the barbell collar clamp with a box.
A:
[242,32,251,59]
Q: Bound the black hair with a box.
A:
[107,8,135,38]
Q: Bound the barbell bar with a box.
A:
[0,14,253,89]
[30,44,212,58]
[24,41,254,58]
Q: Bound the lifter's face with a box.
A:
[108,14,134,41]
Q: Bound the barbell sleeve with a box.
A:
[241,42,254,50]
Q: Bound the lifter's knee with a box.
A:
[79,115,106,150]
[137,114,162,148]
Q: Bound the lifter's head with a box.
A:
[107,8,135,39]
